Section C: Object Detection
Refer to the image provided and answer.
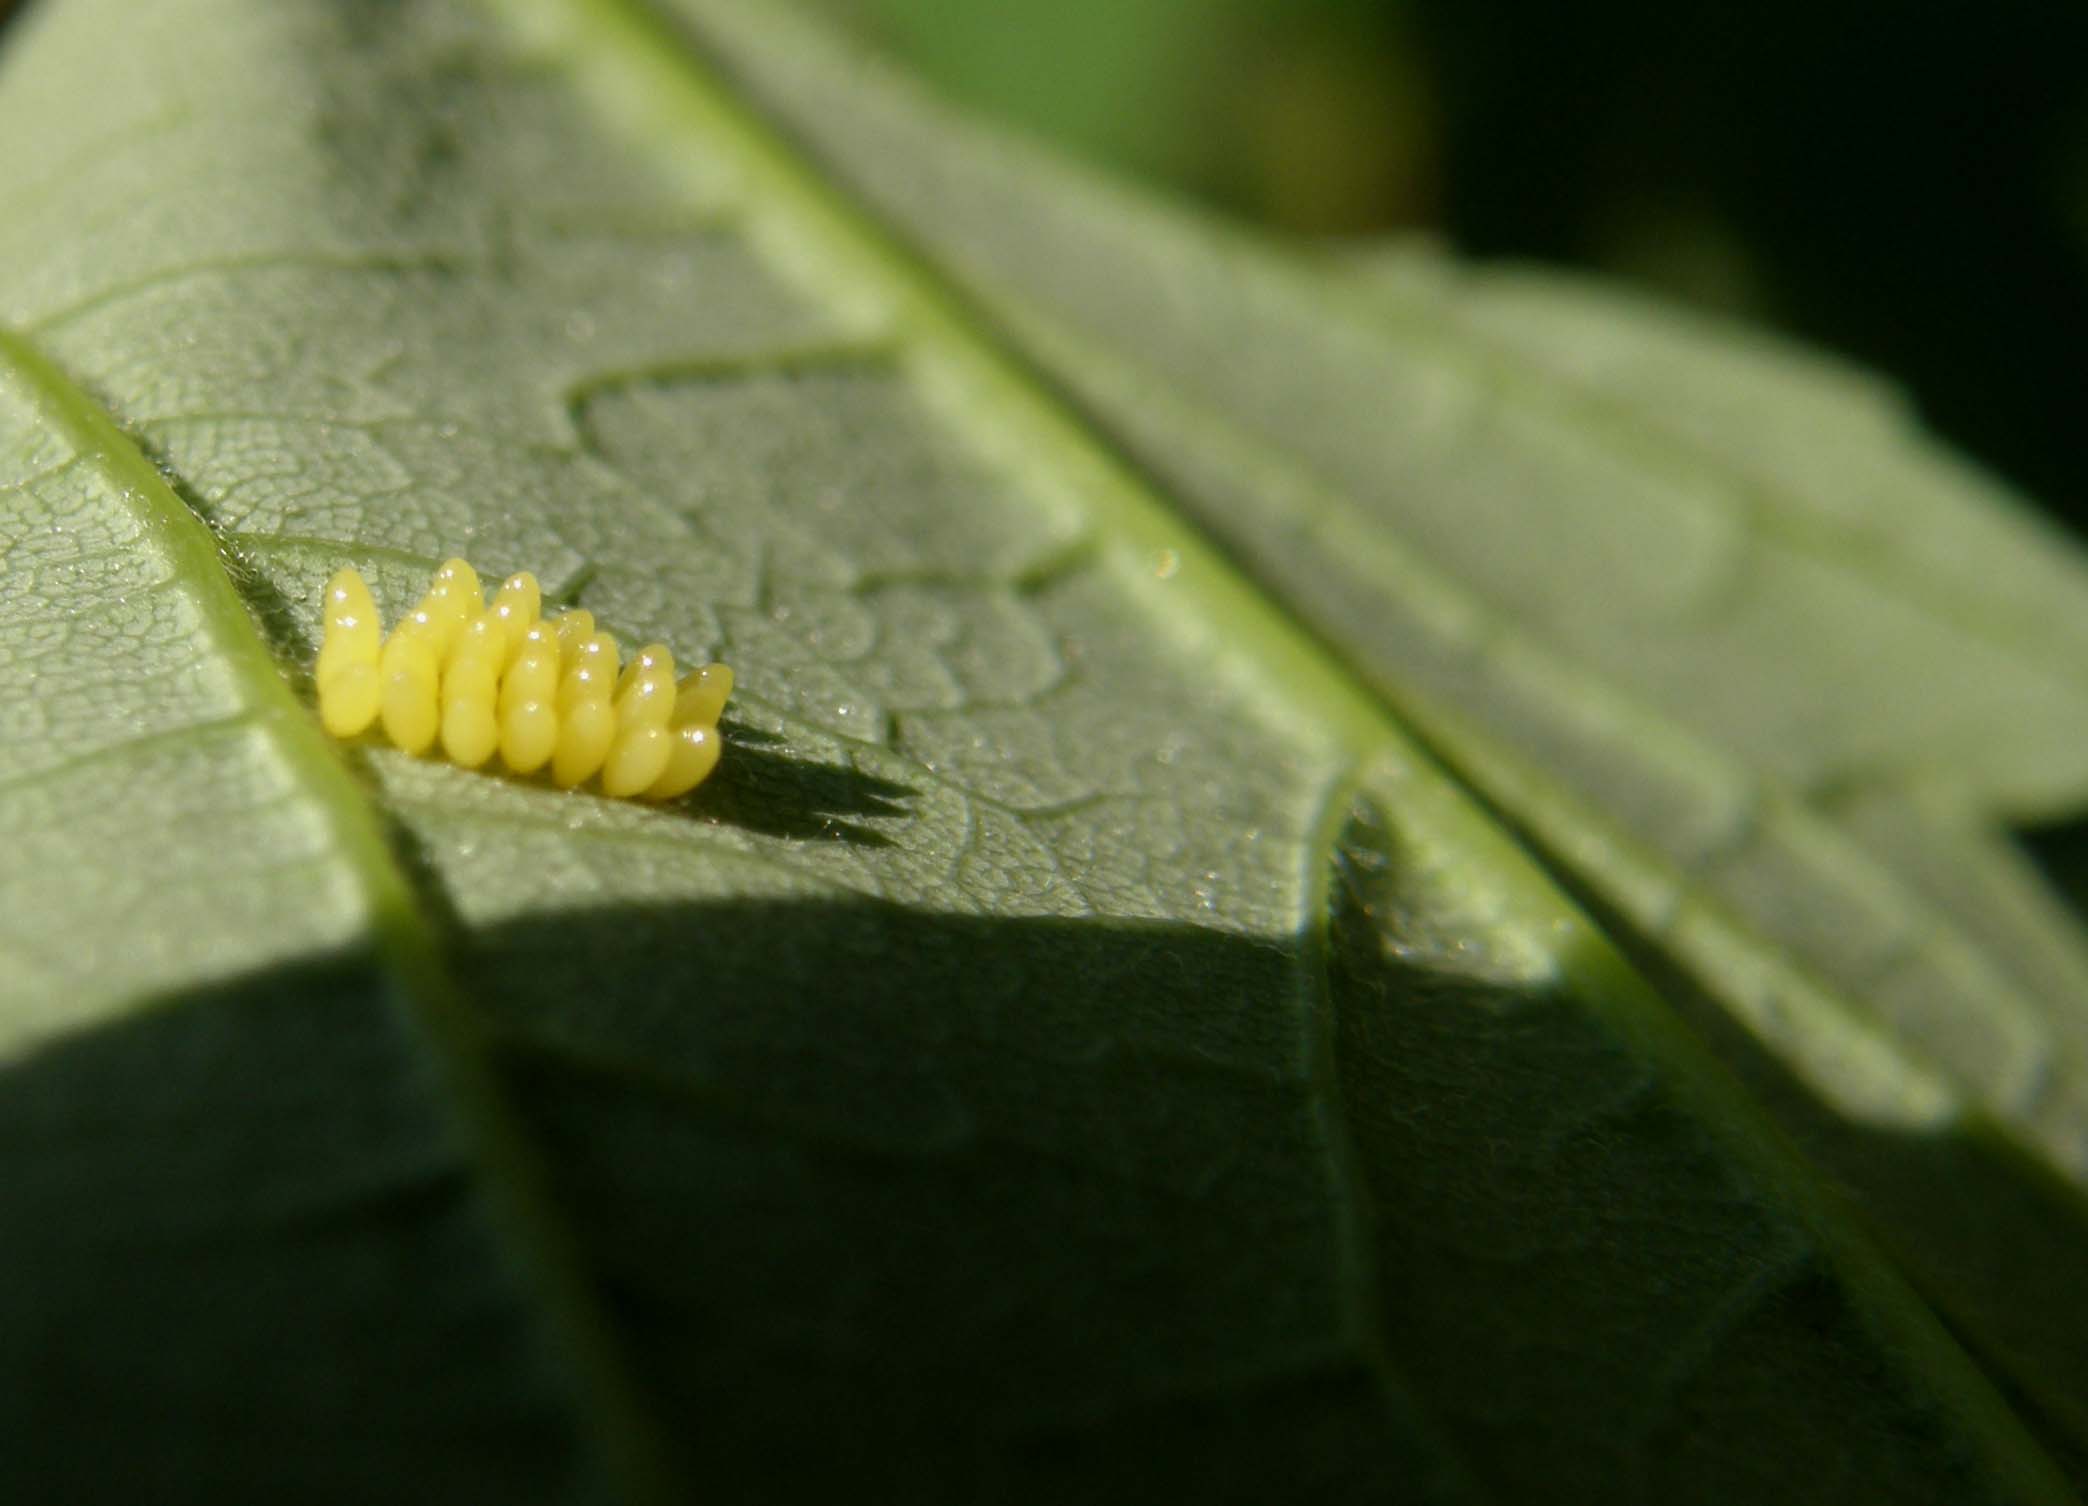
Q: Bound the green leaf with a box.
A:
[659,0,2088,1469]
[0,0,2083,1501]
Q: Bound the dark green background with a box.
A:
[812,0,2088,540]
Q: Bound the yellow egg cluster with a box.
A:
[315,559,729,801]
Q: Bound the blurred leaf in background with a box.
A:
[813,0,2088,530]
[812,0,1443,235]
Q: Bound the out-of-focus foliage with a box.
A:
[814,0,2088,542]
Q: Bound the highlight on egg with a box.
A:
[314,558,729,801]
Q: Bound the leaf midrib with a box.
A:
[0,321,676,1506]
[494,0,1601,1483]
[983,284,2072,1131]
[536,3,2086,1495]
[0,326,414,917]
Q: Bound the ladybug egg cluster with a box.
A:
[315,559,729,801]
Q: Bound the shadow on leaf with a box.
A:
[1570,881,2088,1491]
[680,727,915,847]
[0,867,2081,1502]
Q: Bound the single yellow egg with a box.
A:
[551,696,617,788]
[324,568,380,639]
[379,629,437,684]
[616,642,675,696]
[427,557,482,609]
[557,632,619,711]
[551,609,595,662]
[614,665,676,729]
[672,662,734,727]
[646,722,720,800]
[380,666,440,756]
[421,584,472,634]
[396,598,463,658]
[504,620,560,672]
[318,660,382,738]
[442,654,499,712]
[444,612,510,676]
[440,695,499,768]
[601,722,673,798]
[501,645,561,715]
[500,698,559,774]
[315,631,378,688]
[569,629,617,674]
[489,571,541,632]
[377,626,438,747]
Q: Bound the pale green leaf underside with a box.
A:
[0,0,2082,1501]
[658,0,2088,1464]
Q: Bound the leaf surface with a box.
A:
[0,0,2083,1501]
[653,0,2088,1463]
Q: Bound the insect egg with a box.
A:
[601,722,673,798]
[557,632,619,710]
[427,556,481,608]
[500,698,558,774]
[504,620,560,673]
[501,645,561,715]
[318,660,382,738]
[489,571,541,632]
[551,608,595,659]
[445,612,510,674]
[397,598,463,658]
[438,614,503,767]
[647,722,720,801]
[315,636,368,690]
[316,556,728,800]
[616,642,675,695]
[442,653,499,707]
[422,580,474,635]
[378,631,440,755]
[316,567,384,733]
[323,569,381,652]
[614,663,676,729]
[551,696,617,788]
[440,695,500,768]
[672,662,733,728]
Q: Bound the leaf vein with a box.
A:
[0,320,680,1506]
